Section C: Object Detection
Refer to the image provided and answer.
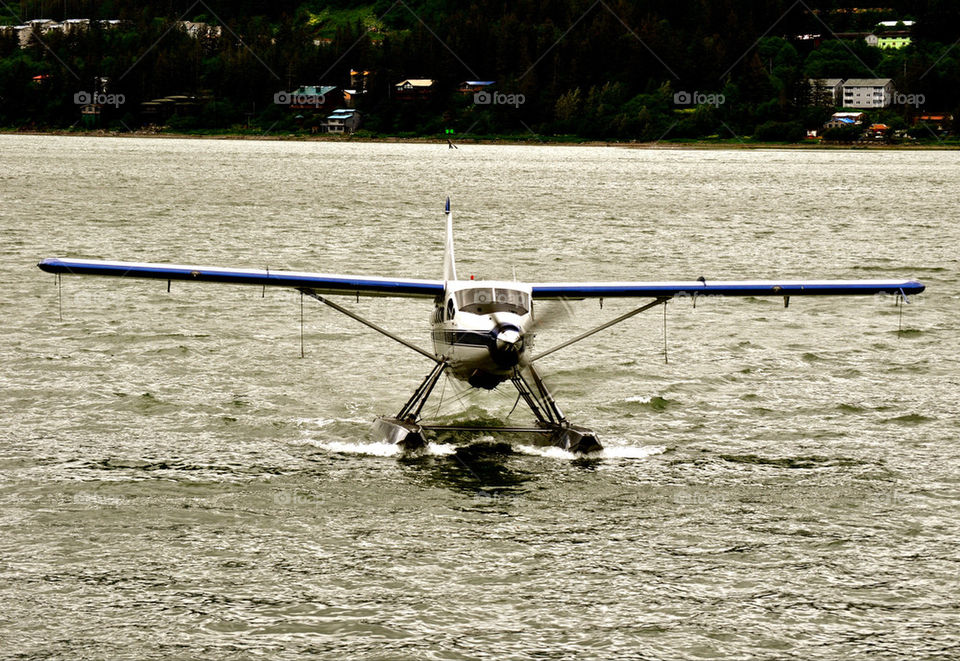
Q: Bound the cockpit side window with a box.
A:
[455,288,529,315]
[446,298,456,320]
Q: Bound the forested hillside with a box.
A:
[2,1,959,139]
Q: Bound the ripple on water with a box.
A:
[2,138,957,661]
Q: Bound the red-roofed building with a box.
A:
[914,114,953,131]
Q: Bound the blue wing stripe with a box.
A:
[38,258,444,298]
[531,280,925,298]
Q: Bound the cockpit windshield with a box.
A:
[455,288,530,315]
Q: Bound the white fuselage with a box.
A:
[430,280,534,389]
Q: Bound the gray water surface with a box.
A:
[1,136,958,659]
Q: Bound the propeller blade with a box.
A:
[528,298,574,334]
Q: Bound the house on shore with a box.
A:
[324,108,361,134]
[139,95,206,125]
[913,114,953,132]
[870,20,914,49]
[823,111,866,131]
[876,33,911,48]
[458,81,495,95]
[344,70,370,108]
[395,79,435,101]
[343,89,366,108]
[864,123,891,140]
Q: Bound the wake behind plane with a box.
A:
[38,199,924,453]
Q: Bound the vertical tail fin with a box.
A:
[443,197,457,282]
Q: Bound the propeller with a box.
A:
[520,298,574,364]
[489,300,572,369]
[527,298,575,334]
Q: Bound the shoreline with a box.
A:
[2,128,957,149]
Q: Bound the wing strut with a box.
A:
[298,288,440,363]
[530,297,669,363]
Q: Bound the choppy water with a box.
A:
[1,135,958,659]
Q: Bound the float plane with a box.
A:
[38,199,924,453]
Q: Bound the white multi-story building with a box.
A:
[841,79,894,108]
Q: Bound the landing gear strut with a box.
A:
[372,361,447,451]
[374,361,602,453]
[511,363,601,454]
[301,287,667,455]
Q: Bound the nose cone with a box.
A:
[491,325,524,367]
[497,328,521,348]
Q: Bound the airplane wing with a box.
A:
[37,258,444,299]
[529,279,925,299]
[38,259,925,300]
